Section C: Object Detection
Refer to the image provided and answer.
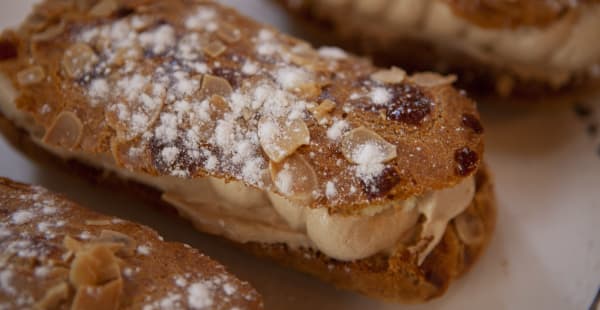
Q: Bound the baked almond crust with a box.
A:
[278,0,600,100]
[0,0,495,302]
[0,177,263,310]
[0,0,484,215]
[0,106,495,303]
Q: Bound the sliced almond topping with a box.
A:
[217,23,241,43]
[64,235,83,253]
[259,116,310,163]
[454,211,485,245]
[269,153,318,202]
[371,67,406,84]
[201,74,233,97]
[293,82,321,100]
[209,94,231,117]
[341,127,397,164]
[409,72,456,88]
[310,99,336,122]
[289,51,317,67]
[62,43,99,79]
[69,244,121,288]
[76,0,97,11]
[95,230,136,257]
[32,21,65,42]
[85,219,112,226]
[203,40,226,58]
[89,0,120,17]
[34,281,70,310]
[43,111,84,149]
[72,278,123,310]
[17,65,45,86]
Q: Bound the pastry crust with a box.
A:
[0,177,263,310]
[0,0,484,214]
[0,0,495,302]
[0,111,495,303]
[278,0,600,99]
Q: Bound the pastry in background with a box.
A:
[0,177,263,309]
[278,0,600,98]
[0,0,495,302]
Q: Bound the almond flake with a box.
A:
[203,40,226,58]
[269,153,318,202]
[410,72,456,88]
[17,65,45,86]
[258,116,310,163]
[62,43,98,79]
[69,244,121,288]
[95,230,136,257]
[200,74,232,97]
[341,127,397,164]
[310,99,336,121]
[89,0,120,17]
[85,219,112,226]
[32,21,65,42]
[72,278,123,310]
[371,67,406,84]
[217,23,241,43]
[43,111,84,149]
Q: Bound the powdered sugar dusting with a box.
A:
[40,0,446,211]
[187,282,213,309]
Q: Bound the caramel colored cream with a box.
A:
[0,75,475,263]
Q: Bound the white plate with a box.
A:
[0,1,598,309]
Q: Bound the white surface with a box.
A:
[0,1,598,309]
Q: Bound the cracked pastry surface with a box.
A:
[0,177,263,310]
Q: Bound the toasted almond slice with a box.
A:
[258,116,310,163]
[62,43,99,79]
[310,99,336,121]
[454,211,485,245]
[43,111,84,149]
[89,0,120,17]
[64,235,83,253]
[201,75,233,97]
[84,219,112,226]
[95,230,136,257]
[34,281,70,310]
[72,278,122,310]
[341,127,397,164]
[31,21,66,42]
[203,40,226,58]
[217,23,241,43]
[17,65,45,86]
[409,72,456,88]
[69,243,121,287]
[269,153,318,202]
[371,67,406,84]
[76,0,96,11]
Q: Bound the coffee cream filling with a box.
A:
[0,74,474,263]
[322,0,600,85]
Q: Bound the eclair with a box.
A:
[0,0,496,302]
[0,177,263,309]
[279,0,600,98]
